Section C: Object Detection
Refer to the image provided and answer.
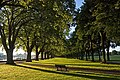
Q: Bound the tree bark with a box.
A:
[47,53,49,59]
[88,50,90,59]
[98,33,101,62]
[35,52,39,61]
[85,50,88,61]
[41,52,44,60]
[98,49,101,62]
[26,51,32,62]
[51,53,54,58]
[101,31,106,63]
[26,35,35,62]
[80,51,84,60]
[91,50,94,62]
[107,40,110,61]
[35,45,39,61]
[44,52,47,59]
[90,37,94,62]
[6,49,15,64]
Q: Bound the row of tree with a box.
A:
[65,0,120,63]
[0,0,119,64]
[0,0,75,64]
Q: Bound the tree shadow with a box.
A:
[15,64,119,80]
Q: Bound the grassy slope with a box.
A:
[0,58,120,80]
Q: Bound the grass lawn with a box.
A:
[0,58,120,80]
[94,55,120,62]
[110,55,120,61]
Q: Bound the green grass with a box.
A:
[31,58,120,70]
[110,55,120,61]
[94,55,120,61]
[0,58,120,80]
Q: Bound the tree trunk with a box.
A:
[26,52,32,62]
[6,49,15,65]
[91,50,94,62]
[35,53,39,61]
[47,53,49,59]
[35,45,39,61]
[44,52,47,59]
[90,37,94,62]
[98,49,101,62]
[26,49,32,62]
[41,52,44,60]
[81,43,84,60]
[51,53,54,58]
[85,50,88,61]
[26,36,35,62]
[101,31,106,63]
[107,40,110,61]
[88,50,90,59]
[98,33,101,62]
[80,51,84,60]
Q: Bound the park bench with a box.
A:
[55,64,68,71]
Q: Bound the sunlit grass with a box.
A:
[31,58,120,70]
[0,58,120,80]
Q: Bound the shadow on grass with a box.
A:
[66,63,120,68]
[15,64,119,80]
[20,62,120,74]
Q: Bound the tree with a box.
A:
[74,0,97,61]
[0,0,31,10]
[92,0,120,63]
[17,0,75,61]
[0,1,33,64]
[18,24,36,62]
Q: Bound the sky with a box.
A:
[75,0,84,8]
[69,0,84,33]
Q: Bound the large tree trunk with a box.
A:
[98,33,101,62]
[26,36,35,62]
[85,50,88,61]
[81,51,84,60]
[41,52,44,60]
[101,31,106,63]
[44,52,47,59]
[88,51,90,59]
[91,50,94,62]
[107,40,110,61]
[47,53,49,59]
[35,52,39,61]
[51,53,54,58]
[6,49,15,64]
[90,36,94,62]
[26,50,32,62]
[98,49,101,62]
[35,45,39,61]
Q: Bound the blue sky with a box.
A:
[75,0,84,8]
[69,0,84,33]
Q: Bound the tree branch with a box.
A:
[18,36,27,47]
